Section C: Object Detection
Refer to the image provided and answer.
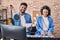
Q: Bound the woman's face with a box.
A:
[43,9,48,17]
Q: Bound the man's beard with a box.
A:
[20,10,25,13]
[22,11,25,13]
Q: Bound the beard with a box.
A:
[20,10,25,13]
[22,11,25,13]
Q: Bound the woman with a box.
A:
[35,5,54,36]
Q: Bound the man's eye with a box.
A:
[24,8,26,9]
[22,7,23,8]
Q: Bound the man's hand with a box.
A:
[26,26,32,30]
[25,23,32,30]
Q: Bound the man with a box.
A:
[11,2,32,35]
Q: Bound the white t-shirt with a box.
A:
[42,15,49,31]
[20,15,26,26]
[20,15,32,32]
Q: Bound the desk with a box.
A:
[27,35,59,40]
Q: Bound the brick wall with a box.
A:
[1,0,60,38]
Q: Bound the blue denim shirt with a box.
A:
[11,12,32,35]
[35,16,54,35]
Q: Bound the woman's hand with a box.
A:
[48,34,53,37]
[41,32,45,36]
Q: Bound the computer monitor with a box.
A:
[1,24,26,40]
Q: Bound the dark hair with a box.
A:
[41,5,51,16]
[20,2,28,8]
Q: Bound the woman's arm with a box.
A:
[48,18,54,34]
[36,17,44,34]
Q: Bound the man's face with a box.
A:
[20,5,27,13]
